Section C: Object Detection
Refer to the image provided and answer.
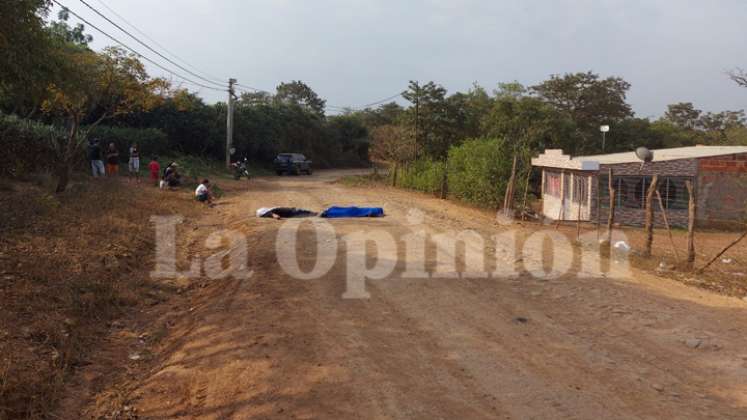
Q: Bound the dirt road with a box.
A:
[94,170,747,419]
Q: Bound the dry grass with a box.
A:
[0,176,200,419]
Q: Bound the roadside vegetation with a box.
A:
[0,179,202,418]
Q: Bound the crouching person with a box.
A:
[195,179,213,205]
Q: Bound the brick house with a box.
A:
[531,146,747,227]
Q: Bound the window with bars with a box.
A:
[599,175,690,210]
[573,174,589,204]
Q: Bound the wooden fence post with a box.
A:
[555,170,566,230]
[655,190,680,263]
[520,167,532,221]
[606,169,616,244]
[503,154,518,215]
[576,198,582,241]
[391,162,398,187]
[643,175,659,257]
[685,180,696,267]
[439,161,448,199]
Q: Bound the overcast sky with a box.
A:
[55,0,746,117]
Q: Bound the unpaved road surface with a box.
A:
[106,170,747,419]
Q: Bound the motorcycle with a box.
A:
[232,158,250,180]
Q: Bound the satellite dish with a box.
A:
[635,147,654,162]
[635,146,654,171]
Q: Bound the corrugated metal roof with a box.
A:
[532,146,747,170]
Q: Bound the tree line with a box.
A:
[2,1,746,197]
[344,72,743,207]
[1,2,371,191]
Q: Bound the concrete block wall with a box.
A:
[595,206,690,228]
[589,159,697,227]
[697,154,747,225]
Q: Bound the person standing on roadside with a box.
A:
[106,142,119,176]
[87,139,105,177]
[148,156,160,187]
[128,143,140,182]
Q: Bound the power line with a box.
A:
[328,92,404,111]
[60,0,405,110]
[52,0,226,92]
[92,0,227,84]
[237,82,402,111]
[77,0,226,88]
[359,92,403,108]
[235,84,272,95]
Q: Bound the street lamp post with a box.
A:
[600,125,610,152]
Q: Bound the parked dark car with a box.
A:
[274,153,312,175]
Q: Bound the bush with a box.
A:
[0,113,170,179]
[0,113,62,177]
[446,137,524,208]
[397,159,446,193]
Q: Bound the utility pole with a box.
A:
[226,78,237,169]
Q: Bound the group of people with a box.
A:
[87,139,141,180]
[86,138,213,205]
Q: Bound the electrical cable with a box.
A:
[52,0,226,92]
[92,0,228,84]
[78,0,226,88]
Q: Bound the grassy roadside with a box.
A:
[0,174,203,418]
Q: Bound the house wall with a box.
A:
[697,154,747,225]
[541,169,593,221]
[590,159,697,227]
[594,202,690,227]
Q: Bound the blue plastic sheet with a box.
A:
[320,206,384,218]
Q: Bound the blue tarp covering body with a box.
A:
[320,206,384,218]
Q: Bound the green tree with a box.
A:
[355,102,405,129]
[325,114,370,163]
[47,8,93,46]
[402,81,456,159]
[532,71,633,151]
[42,46,166,191]
[664,102,702,129]
[482,86,576,153]
[697,110,746,144]
[0,0,58,117]
[274,80,326,117]
[446,83,493,142]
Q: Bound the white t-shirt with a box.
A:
[195,184,208,196]
[256,207,275,217]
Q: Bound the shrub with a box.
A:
[0,113,62,177]
[397,159,446,194]
[446,137,526,208]
[0,113,170,179]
